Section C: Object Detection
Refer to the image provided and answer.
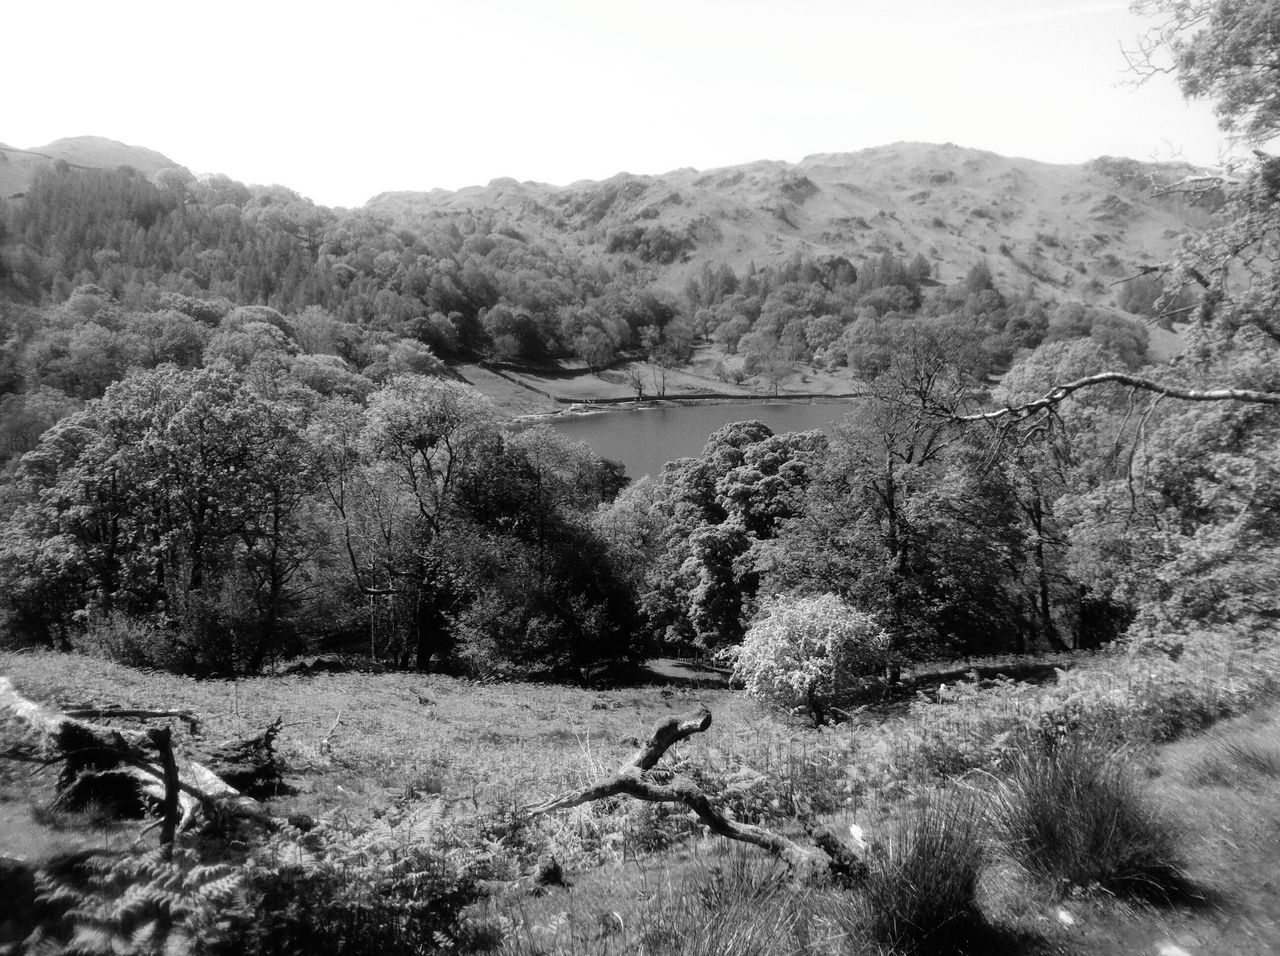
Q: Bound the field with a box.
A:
[4,632,1280,954]
[457,344,864,420]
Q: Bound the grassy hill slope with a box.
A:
[367,142,1214,304]
[0,136,189,199]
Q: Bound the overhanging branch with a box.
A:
[949,372,1280,424]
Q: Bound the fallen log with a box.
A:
[63,707,201,734]
[0,676,278,833]
[525,705,869,882]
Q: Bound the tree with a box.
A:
[990,341,1142,650]
[362,375,496,533]
[635,421,828,652]
[763,321,1026,658]
[741,330,793,394]
[0,366,321,671]
[311,381,637,675]
[726,594,889,726]
[1129,0,1280,143]
[315,377,497,669]
[985,0,1280,427]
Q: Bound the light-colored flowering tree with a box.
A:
[726,593,890,726]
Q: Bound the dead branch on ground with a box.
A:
[525,705,868,882]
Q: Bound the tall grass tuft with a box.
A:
[990,737,1188,903]
[639,853,830,956]
[1190,733,1280,787]
[861,790,990,955]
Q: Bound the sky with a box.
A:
[5,0,1231,208]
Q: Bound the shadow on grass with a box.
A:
[935,919,1056,956]
[635,657,732,689]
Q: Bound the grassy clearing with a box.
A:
[5,628,1280,953]
[476,344,861,414]
[0,650,751,815]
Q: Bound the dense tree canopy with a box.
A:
[3,0,1279,682]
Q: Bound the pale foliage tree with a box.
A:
[726,594,889,726]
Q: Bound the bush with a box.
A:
[989,736,1188,902]
[725,594,889,725]
[20,821,484,956]
[861,791,989,955]
[230,848,478,955]
[21,849,246,956]
[76,612,180,671]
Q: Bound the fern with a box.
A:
[26,848,249,955]
[26,819,483,955]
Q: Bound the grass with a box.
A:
[988,736,1190,903]
[478,848,841,955]
[6,628,1280,954]
[861,791,990,955]
[1189,731,1280,787]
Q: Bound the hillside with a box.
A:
[0,136,189,198]
[367,142,1214,302]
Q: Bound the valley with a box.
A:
[2,6,1278,948]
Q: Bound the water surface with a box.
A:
[545,400,862,479]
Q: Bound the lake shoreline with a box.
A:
[512,391,867,425]
[525,399,867,478]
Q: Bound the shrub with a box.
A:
[21,848,246,956]
[227,824,482,955]
[231,849,478,955]
[725,594,889,726]
[20,828,483,956]
[989,737,1188,902]
[76,612,178,671]
[861,791,989,955]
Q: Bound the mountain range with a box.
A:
[366,141,1213,303]
[0,136,1213,312]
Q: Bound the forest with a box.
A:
[2,0,1280,952]
[0,143,1184,680]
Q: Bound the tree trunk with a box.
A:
[1031,495,1068,652]
[805,681,826,728]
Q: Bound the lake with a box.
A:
[543,400,864,479]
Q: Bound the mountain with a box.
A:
[0,136,189,199]
[366,142,1212,302]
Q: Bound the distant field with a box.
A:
[462,345,864,419]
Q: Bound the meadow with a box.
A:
[5,628,1280,954]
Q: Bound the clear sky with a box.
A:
[5,0,1230,208]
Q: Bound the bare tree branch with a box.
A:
[948,372,1280,424]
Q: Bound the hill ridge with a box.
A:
[362,141,1212,297]
[0,136,188,198]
